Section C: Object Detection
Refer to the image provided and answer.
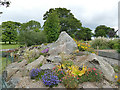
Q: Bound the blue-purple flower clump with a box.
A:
[41,48,49,53]
[41,70,59,87]
[30,68,42,79]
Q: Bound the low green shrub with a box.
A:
[18,31,47,46]
[78,67,103,83]
[91,37,109,49]
[62,74,79,88]
[91,37,119,50]
[39,63,42,67]
[108,39,119,49]
[117,39,120,53]
[53,66,65,81]
[17,59,23,63]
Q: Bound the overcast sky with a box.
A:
[0,0,119,31]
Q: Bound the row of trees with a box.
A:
[1,8,118,46]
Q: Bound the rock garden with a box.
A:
[2,31,120,89]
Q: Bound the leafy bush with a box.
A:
[91,37,109,49]
[91,37,119,50]
[108,39,119,49]
[78,67,103,83]
[62,74,79,88]
[41,70,59,87]
[19,31,47,46]
[29,68,44,80]
[117,39,120,53]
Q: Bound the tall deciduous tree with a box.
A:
[94,25,116,38]
[43,8,82,36]
[1,21,21,44]
[75,27,93,41]
[18,20,47,46]
[19,20,41,32]
[43,11,61,43]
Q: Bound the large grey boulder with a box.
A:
[23,48,40,60]
[18,60,27,68]
[82,82,98,88]
[46,55,62,63]
[5,62,20,81]
[26,55,44,71]
[49,31,77,55]
[7,77,20,88]
[40,64,55,70]
[86,54,115,82]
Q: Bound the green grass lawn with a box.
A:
[1,44,22,49]
[0,42,25,49]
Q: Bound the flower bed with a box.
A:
[29,60,104,88]
[73,38,96,54]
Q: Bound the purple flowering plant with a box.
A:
[30,68,44,80]
[41,48,49,53]
[41,70,60,87]
[40,48,49,57]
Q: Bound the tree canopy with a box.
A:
[1,21,21,44]
[44,11,61,43]
[75,27,93,41]
[94,25,117,38]
[43,8,82,36]
[18,20,47,46]
[19,20,41,32]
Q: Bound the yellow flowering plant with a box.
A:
[73,38,96,54]
[67,64,87,77]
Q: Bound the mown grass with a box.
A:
[2,44,21,49]
[0,42,25,49]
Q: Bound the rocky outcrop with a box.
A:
[6,62,20,81]
[26,55,44,71]
[46,55,62,63]
[5,60,27,81]
[23,48,40,60]
[82,82,98,88]
[49,31,77,55]
[81,54,115,82]
[40,64,55,70]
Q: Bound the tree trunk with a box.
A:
[9,41,11,44]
